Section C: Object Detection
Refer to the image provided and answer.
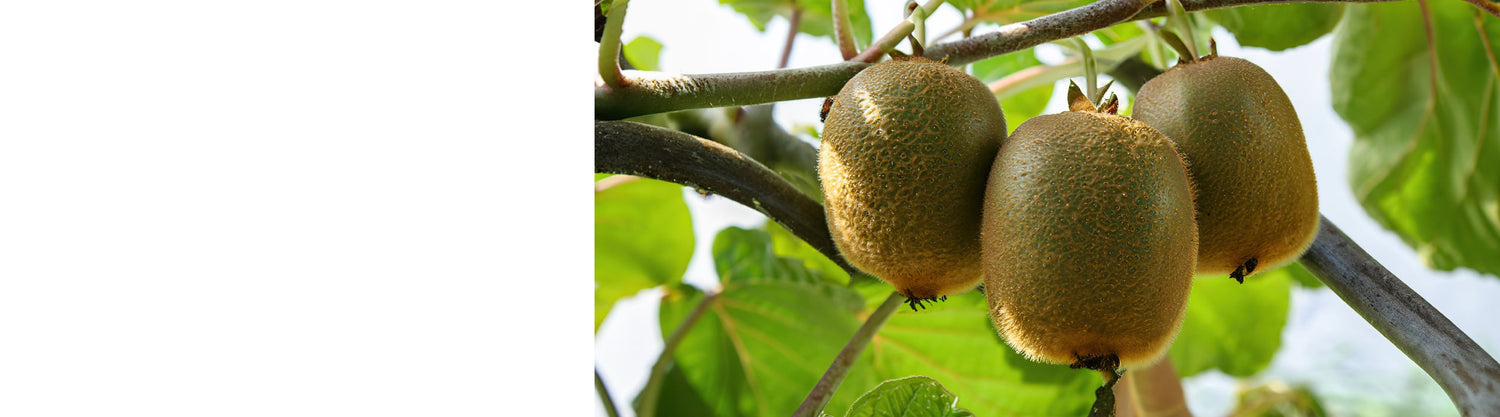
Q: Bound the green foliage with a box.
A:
[1170,267,1293,377]
[714,226,835,285]
[1286,261,1324,289]
[947,0,1092,24]
[765,221,851,284]
[623,35,663,71]
[845,376,974,417]
[1204,3,1345,51]
[650,227,865,417]
[970,49,1053,133]
[1331,2,1500,278]
[594,177,694,331]
[721,0,874,49]
[1229,381,1329,417]
[830,288,1097,417]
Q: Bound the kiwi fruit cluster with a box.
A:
[818,36,1314,376]
[818,53,1006,309]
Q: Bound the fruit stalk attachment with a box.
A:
[792,292,905,417]
[597,0,632,87]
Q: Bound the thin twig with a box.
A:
[832,0,859,60]
[595,368,622,417]
[779,7,805,69]
[1299,215,1500,415]
[849,0,947,62]
[597,0,1408,120]
[792,292,905,417]
[598,0,631,87]
[635,291,719,417]
[595,120,859,277]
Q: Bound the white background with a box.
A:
[598,1,1500,416]
[1,2,591,416]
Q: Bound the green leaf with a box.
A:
[1331,2,1500,278]
[1285,261,1323,289]
[635,361,718,417]
[1204,3,1345,51]
[595,177,694,331]
[846,376,974,417]
[623,35,663,71]
[713,226,838,285]
[971,49,1052,133]
[1169,268,1292,377]
[829,291,1097,417]
[765,221,851,284]
[948,0,1092,24]
[721,0,873,50]
[657,279,865,417]
[970,37,1146,132]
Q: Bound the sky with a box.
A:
[597,1,1500,416]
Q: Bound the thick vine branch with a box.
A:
[595,120,858,276]
[1299,215,1500,415]
[596,0,1411,120]
[925,0,1406,66]
[594,62,868,120]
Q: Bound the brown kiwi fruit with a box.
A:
[1133,48,1318,283]
[982,84,1196,369]
[819,54,1006,309]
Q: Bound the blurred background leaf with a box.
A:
[646,227,865,417]
[1204,3,1345,52]
[1171,267,1292,377]
[829,287,1098,417]
[595,176,694,332]
[1331,1,1500,278]
[721,0,874,51]
[623,35,663,71]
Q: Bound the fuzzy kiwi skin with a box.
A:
[1133,56,1319,278]
[982,111,1197,368]
[819,57,1006,300]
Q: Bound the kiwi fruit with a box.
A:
[982,84,1196,369]
[1132,49,1318,283]
[818,54,1006,308]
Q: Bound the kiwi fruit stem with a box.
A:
[905,1,927,50]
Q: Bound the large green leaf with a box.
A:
[829,287,1098,417]
[721,0,873,50]
[846,376,975,417]
[714,226,839,285]
[1169,266,1293,377]
[1331,2,1500,277]
[623,35,663,71]
[634,360,718,417]
[651,227,866,417]
[765,221,851,284]
[1204,3,1345,51]
[655,281,864,417]
[595,177,694,331]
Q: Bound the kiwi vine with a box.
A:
[595,0,1500,415]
